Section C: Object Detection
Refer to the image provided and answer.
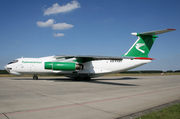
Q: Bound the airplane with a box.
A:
[4,29,175,81]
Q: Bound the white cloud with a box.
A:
[53,33,65,37]
[37,19,54,27]
[52,23,74,30]
[36,19,74,30]
[44,1,80,15]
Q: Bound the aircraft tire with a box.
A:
[83,76,91,81]
[74,76,82,81]
[33,75,38,80]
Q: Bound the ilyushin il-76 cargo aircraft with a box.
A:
[4,29,175,80]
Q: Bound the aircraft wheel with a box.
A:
[84,76,91,81]
[33,75,38,80]
[74,76,82,81]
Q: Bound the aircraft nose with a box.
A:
[4,65,7,71]
[4,64,11,73]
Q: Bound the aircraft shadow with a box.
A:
[12,77,139,86]
[88,80,138,86]
[94,77,138,80]
[88,77,139,86]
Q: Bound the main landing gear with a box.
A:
[33,75,38,80]
[73,76,91,81]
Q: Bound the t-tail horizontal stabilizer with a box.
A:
[122,28,176,58]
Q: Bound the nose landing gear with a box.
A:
[33,75,38,80]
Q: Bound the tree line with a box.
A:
[121,70,180,74]
[0,70,180,74]
[0,70,9,74]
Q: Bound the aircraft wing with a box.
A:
[54,55,134,62]
[54,55,154,63]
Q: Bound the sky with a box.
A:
[0,0,180,71]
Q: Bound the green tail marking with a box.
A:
[122,34,158,58]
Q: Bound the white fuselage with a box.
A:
[4,56,151,78]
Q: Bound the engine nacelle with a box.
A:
[44,62,83,71]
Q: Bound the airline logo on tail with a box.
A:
[122,28,176,58]
[135,43,145,53]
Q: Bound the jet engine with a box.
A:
[45,62,83,71]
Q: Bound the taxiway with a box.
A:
[0,75,180,119]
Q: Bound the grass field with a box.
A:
[136,103,180,119]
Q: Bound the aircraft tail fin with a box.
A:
[122,29,176,58]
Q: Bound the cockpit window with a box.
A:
[8,60,18,64]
